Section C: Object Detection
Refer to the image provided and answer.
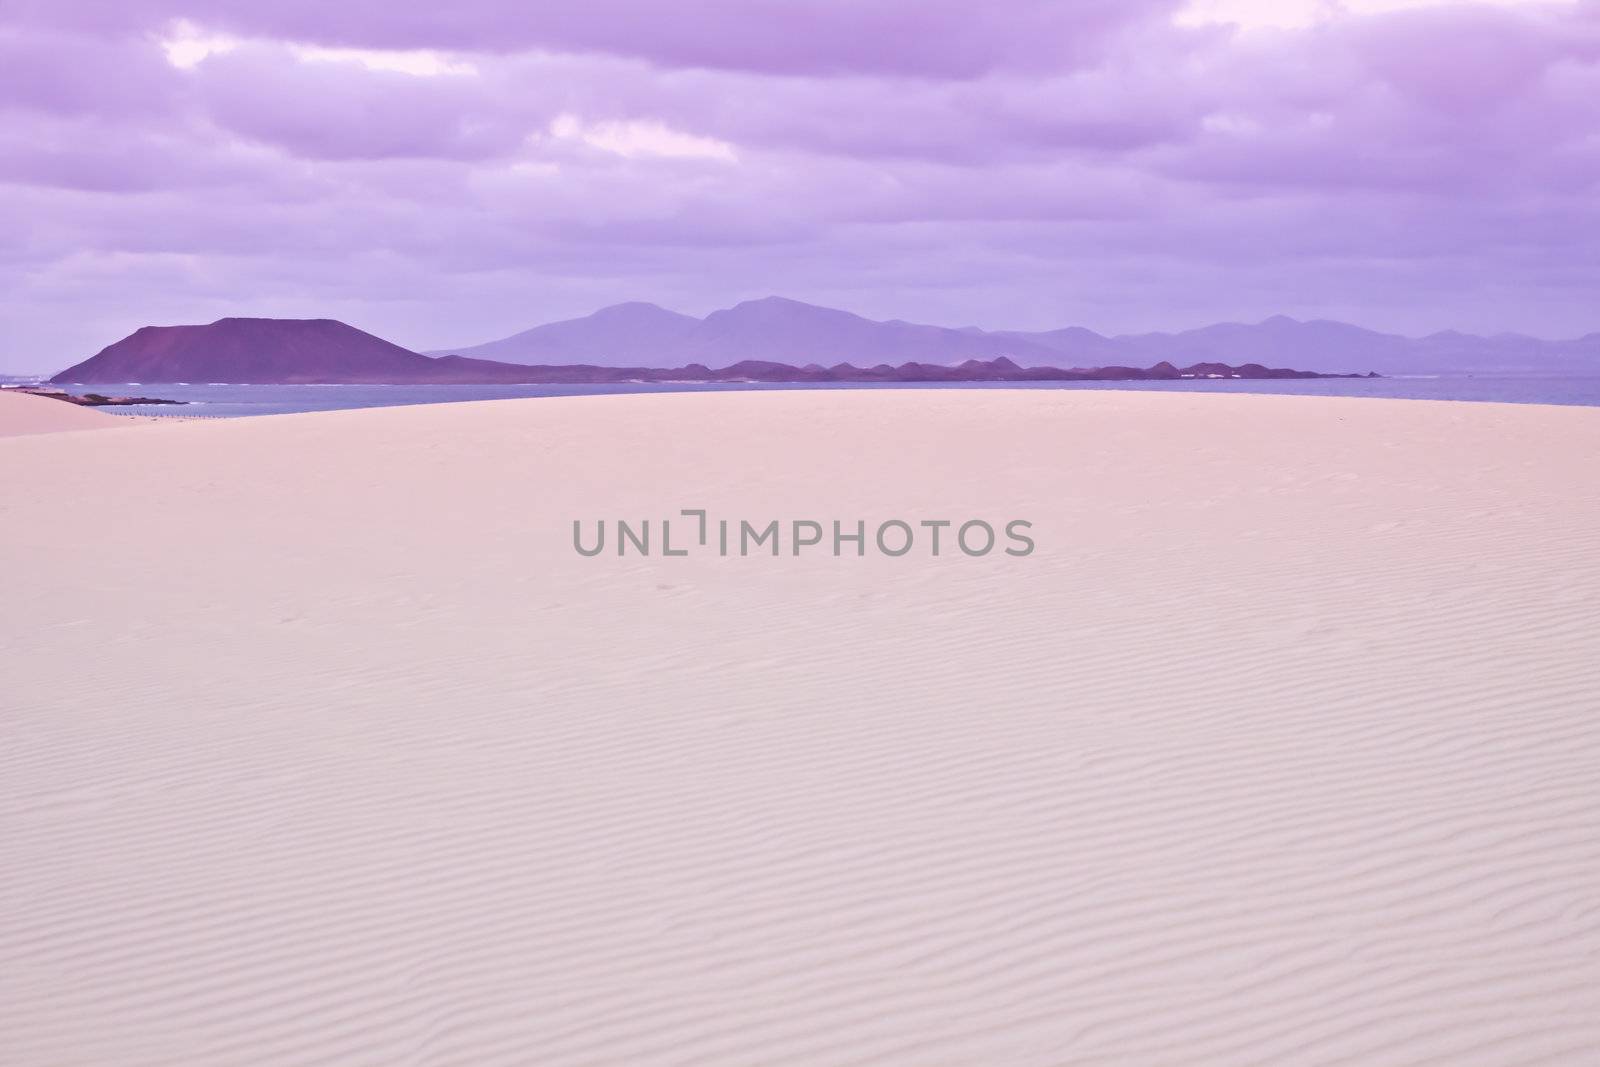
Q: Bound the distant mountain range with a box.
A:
[429,296,1600,376]
[47,296,1600,384]
[431,298,1050,369]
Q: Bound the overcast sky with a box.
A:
[3,0,1598,372]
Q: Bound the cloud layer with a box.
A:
[3,0,1598,370]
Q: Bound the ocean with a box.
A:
[38,375,1600,418]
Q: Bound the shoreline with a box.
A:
[50,374,1600,422]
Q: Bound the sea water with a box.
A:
[41,375,1600,419]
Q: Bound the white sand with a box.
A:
[3,390,1599,1065]
[0,389,120,437]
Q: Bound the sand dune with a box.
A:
[3,390,1599,1065]
[0,389,121,437]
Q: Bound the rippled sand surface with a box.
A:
[4,390,1599,1065]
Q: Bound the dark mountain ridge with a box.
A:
[54,318,441,385]
[49,316,1367,386]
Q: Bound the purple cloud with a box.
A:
[2,0,1599,373]
[14,0,1171,76]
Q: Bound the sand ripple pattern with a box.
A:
[3,391,1600,1065]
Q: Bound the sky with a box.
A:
[2,0,1598,372]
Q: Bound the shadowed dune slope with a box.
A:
[0,389,120,437]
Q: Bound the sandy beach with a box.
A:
[3,389,1599,1065]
